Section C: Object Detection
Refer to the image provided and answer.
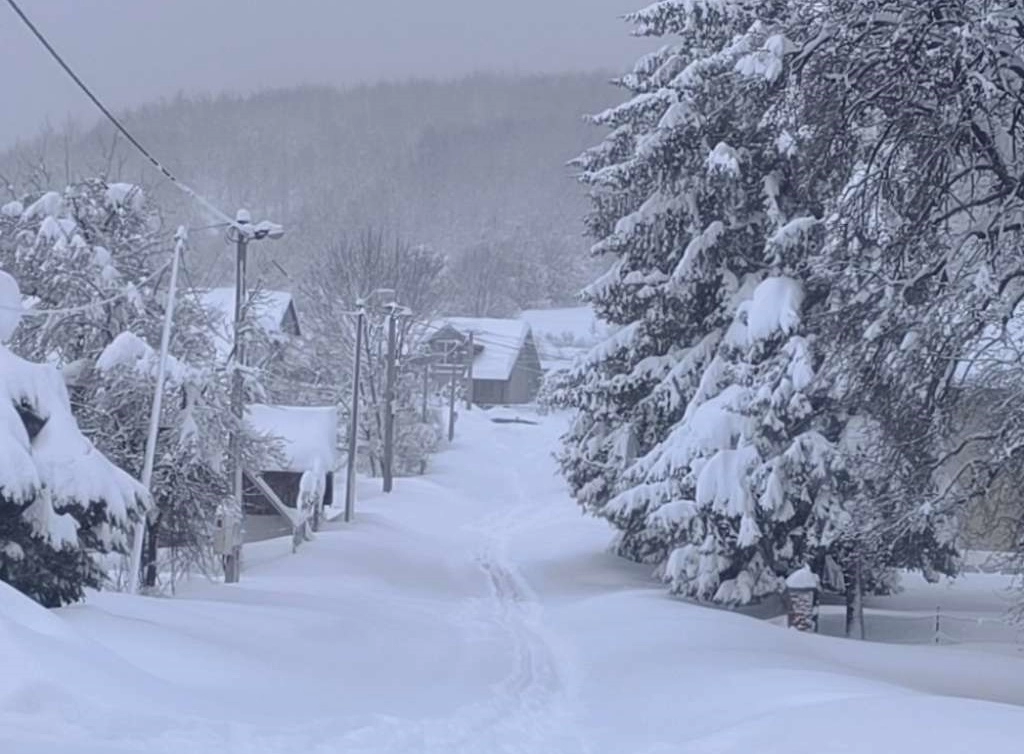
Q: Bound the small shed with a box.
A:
[426,317,543,405]
[243,404,337,521]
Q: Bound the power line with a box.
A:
[4,0,240,232]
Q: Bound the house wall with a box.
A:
[243,471,301,514]
[243,470,334,513]
[506,333,543,404]
[473,379,506,406]
[468,334,543,406]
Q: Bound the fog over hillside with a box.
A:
[0,72,619,310]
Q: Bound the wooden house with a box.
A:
[426,317,543,405]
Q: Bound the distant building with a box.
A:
[198,287,301,362]
[426,317,543,405]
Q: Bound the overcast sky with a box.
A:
[2,0,650,149]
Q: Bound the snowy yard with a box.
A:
[4,411,1024,753]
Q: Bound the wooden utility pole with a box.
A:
[421,362,430,423]
[382,307,398,493]
[447,362,458,442]
[225,211,249,584]
[465,331,474,410]
[345,308,365,522]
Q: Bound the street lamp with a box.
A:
[222,208,284,584]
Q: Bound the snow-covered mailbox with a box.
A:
[243,404,337,548]
[784,565,820,633]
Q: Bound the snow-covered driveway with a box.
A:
[4,410,1024,753]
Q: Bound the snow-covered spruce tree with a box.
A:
[553,0,840,598]
[0,270,148,606]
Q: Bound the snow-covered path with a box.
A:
[4,410,1024,753]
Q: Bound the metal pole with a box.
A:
[421,363,430,423]
[127,227,186,595]
[448,364,457,442]
[225,216,248,584]
[382,308,397,493]
[345,309,364,522]
[465,331,474,410]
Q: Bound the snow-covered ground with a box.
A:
[4,410,1024,753]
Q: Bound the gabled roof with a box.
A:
[428,316,531,381]
[198,288,299,357]
[246,404,338,473]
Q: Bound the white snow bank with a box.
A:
[21,191,62,220]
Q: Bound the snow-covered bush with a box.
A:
[0,270,149,606]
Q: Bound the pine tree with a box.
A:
[553,1,828,591]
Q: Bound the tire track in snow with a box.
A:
[456,425,592,753]
[10,420,592,754]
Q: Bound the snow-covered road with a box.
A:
[4,409,1024,753]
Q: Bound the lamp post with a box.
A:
[222,209,284,583]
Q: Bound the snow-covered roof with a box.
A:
[520,307,608,370]
[198,288,298,357]
[430,317,532,381]
[246,404,337,473]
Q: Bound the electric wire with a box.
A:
[4,0,241,232]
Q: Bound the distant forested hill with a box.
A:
[0,73,618,311]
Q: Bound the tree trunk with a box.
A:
[844,552,865,640]
[142,516,161,589]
